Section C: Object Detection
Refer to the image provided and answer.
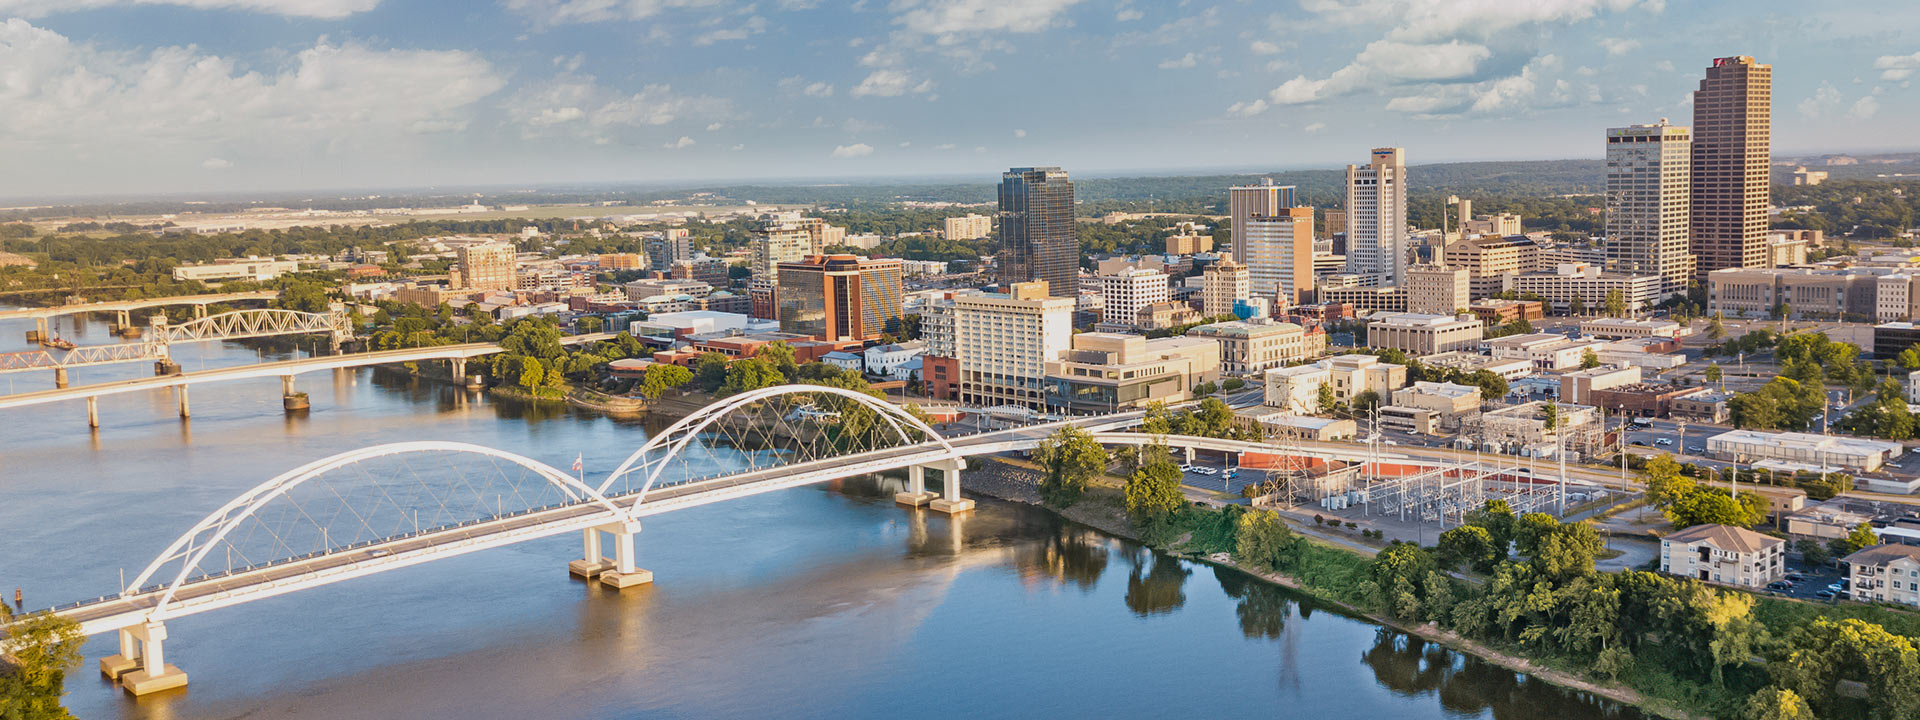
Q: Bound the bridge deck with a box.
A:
[0,292,281,322]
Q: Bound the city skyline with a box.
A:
[0,0,1915,198]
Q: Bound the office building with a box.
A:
[1606,121,1694,294]
[1186,320,1326,375]
[1405,264,1469,314]
[1661,524,1785,589]
[1263,354,1408,413]
[1442,235,1542,297]
[774,255,905,343]
[927,282,1076,410]
[998,167,1078,297]
[1691,56,1772,277]
[1099,267,1170,327]
[1241,207,1316,306]
[1503,263,1662,315]
[1229,179,1295,261]
[1708,267,1881,320]
[455,242,516,291]
[1202,259,1250,318]
[1317,284,1408,314]
[598,253,644,271]
[750,212,823,317]
[1345,148,1409,285]
[944,214,992,241]
[646,229,693,272]
[1045,334,1221,413]
[1791,167,1829,186]
[1365,312,1484,356]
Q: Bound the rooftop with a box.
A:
[1708,429,1904,455]
[1843,543,1920,566]
[1663,523,1784,554]
[1188,320,1307,337]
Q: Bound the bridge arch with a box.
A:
[598,383,958,506]
[155,308,350,345]
[126,441,628,621]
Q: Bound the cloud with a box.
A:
[501,0,733,24]
[1158,52,1198,69]
[0,0,379,17]
[778,76,836,97]
[1875,51,1920,81]
[1267,39,1489,105]
[1115,7,1141,21]
[1304,122,1326,133]
[891,0,1084,36]
[508,77,733,135]
[935,143,956,150]
[830,142,874,158]
[1797,83,1843,118]
[1013,128,1026,138]
[803,81,834,97]
[705,122,724,131]
[1250,40,1281,55]
[1848,94,1880,120]
[201,157,232,169]
[850,68,933,97]
[1379,54,1560,117]
[692,14,767,45]
[1300,0,1648,42]
[1226,99,1268,117]
[1600,37,1638,56]
[0,19,503,152]
[663,135,695,149]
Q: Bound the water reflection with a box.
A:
[1362,631,1640,719]
[1214,567,1291,639]
[1123,550,1190,616]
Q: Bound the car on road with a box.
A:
[1687,445,1704,454]
[1655,438,1674,446]
[1631,440,1649,446]
[1179,465,1194,472]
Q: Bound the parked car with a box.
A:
[1655,438,1674,446]
[1815,589,1836,600]
[1827,581,1848,593]
[1786,571,1808,582]
[1766,580,1793,591]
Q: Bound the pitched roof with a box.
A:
[1843,543,1920,566]
[1663,523,1784,554]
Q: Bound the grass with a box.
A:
[1753,594,1920,639]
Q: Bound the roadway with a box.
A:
[0,291,281,322]
[0,333,614,411]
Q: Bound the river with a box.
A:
[0,311,1645,720]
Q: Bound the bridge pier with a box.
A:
[87,396,98,429]
[283,375,309,412]
[192,304,207,319]
[1185,446,1196,465]
[451,357,466,384]
[894,464,937,507]
[177,386,190,418]
[27,316,47,343]
[155,359,181,375]
[928,459,974,515]
[568,527,615,578]
[114,309,130,328]
[102,621,188,695]
[598,521,654,589]
[54,367,68,389]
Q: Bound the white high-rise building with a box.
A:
[1606,121,1694,296]
[1100,267,1170,326]
[1241,209,1315,305]
[944,214,993,241]
[951,282,1075,410]
[1203,259,1250,317]
[1345,147,1409,286]
[1230,178,1294,265]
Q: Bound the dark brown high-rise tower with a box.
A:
[997,167,1077,298]
[1690,56,1771,278]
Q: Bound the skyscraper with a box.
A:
[775,254,904,343]
[997,167,1077,298]
[1229,178,1295,263]
[1345,148,1409,286]
[455,242,516,291]
[646,229,692,273]
[1240,208,1315,306]
[1202,259,1250,318]
[1691,56,1772,277]
[1606,121,1694,295]
[749,212,821,318]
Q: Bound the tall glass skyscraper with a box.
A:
[1691,56,1771,277]
[997,167,1077,298]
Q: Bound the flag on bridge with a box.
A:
[572,454,584,473]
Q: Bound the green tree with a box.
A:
[1899,346,1920,371]
[1232,509,1296,571]
[1123,445,1185,520]
[1465,499,1516,557]
[1141,401,1174,435]
[1569,294,1587,316]
[516,356,545,392]
[1467,369,1509,401]
[1368,543,1439,621]
[0,605,85,720]
[1705,362,1724,387]
[575,316,604,334]
[1317,382,1337,413]
[1794,538,1830,567]
[756,341,799,377]
[717,358,785,397]
[637,364,694,399]
[692,352,730,391]
[1512,512,1562,558]
[1665,488,1760,529]
[1580,348,1601,369]
[1708,312,1727,340]
[1034,425,1106,508]
[1742,689,1815,720]
[1351,390,1381,414]
[1830,521,1879,557]
[1437,525,1500,573]
[1640,454,1696,507]
[1603,288,1627,317]
[1531,521,1604,581]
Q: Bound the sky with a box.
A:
[0,0,1916,199]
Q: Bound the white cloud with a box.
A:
[1798,83,1843,119]
[1875,52,1920,81]
[1599,37,1638,56]
[935,143,956,150]
[729,143,744,150]
[1250,40,1281,55]
[528,107,585,126]
[705,122,724,131]
[501,0,732,24]
[830,142,874,158]
[892,0,1084,36]
[692,14,767,46]
[1115,7,1141,21]
[1304,122,1325,133]
[1013,128,1026,137]
[1300,0,1648,42]
[1848,95,1880,120]
[1227,99,1268,117]
[0,19,503,152]
[804,81,834,97]
[663,136,696,149]
[850,69,933,97]
[0,0,379,17]
[1267,39,1488,105]
[200,157,232,169]
[508,77,733,135]
[898,141,912,147]
[1653,60,1673,72]
[1158,52,1198,69]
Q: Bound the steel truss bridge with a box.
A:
[0,308,353,376]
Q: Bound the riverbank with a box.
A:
[960,456,1694,720]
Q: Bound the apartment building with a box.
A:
[454,242,516,291]
[1186,320,1327,375]
[943,213,992,241]
[1263,354,1408,413]
[1441,235,1542,297]
[1660,523,1785,589]
[1365,312,1485,356]
[1844,544,1920,607]
[1044,334,1221,413]
[1405,264,1470,314]
[1502,263,1661,315]
[1100,266,1170,327]
[932,281,1075,410]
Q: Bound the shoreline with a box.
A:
[960,456,1694,720]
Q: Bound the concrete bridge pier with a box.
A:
[177,386,190,419]
[54,367,68,389]
[598,521,654,589]
[568,527,615,578]
[1185,446,1196,465]
[192,304,207,319]
[894,464,937,507]
[27,316,48,343]
[928,459,974,516]
[100,621,188,695]
[282,375,309,412]
[87,396,99,429]
[114,309,130,329]
[450,357,468,385]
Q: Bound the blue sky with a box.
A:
[0,0,1915,198]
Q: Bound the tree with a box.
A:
[516,356,545,392]
[1580,348,1601,369]
[1034,426,1105,508]
[1465,499,1516,557]
[1640,454,1696,507]
[575,316,604,334]
[1232,509,1296,571]
[1467,369,1509,401]
[1708,312,1728,340]
[1317,382,1337,413]
[1603,288,1627,317]
[1123,445,1185,520]
[637,364,694,399]
[1830,521,1879,557]
[1899,346,1920,371]
[1742,689,1815,720]
[1569,294,1587,316]
[1437,525,1500,573]
[1794,538,1830,567]
[1351,390,1381,413]
[1531,521,1603,581]
[1368,543,1439,621]
[1771,301,1790,321]
[692,352,730,391]
[0,605,85,720]
[718,358,785,397]
[1705,362,1724,388]
[1141,401,1173,435]
[1665,488,1760,529]
[1512,512,1562,558]
[756,341,799,377]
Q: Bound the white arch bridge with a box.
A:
[24,385,1173,695]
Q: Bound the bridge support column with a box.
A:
[894,464,936,507]
[53,367,67,389]
[192,304,207,319]
[115,621,188,695]
[451,357,467,384]
[27,316,47,343]
[598,521,654,589]
[87,396,99,429]
[929,459,974,515]
[282,375,309,412]
[177,386,190,419]
[1185,446,1196,465]
[568,527,615,578]
[155,359,181,376]
[115,309,130,328]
